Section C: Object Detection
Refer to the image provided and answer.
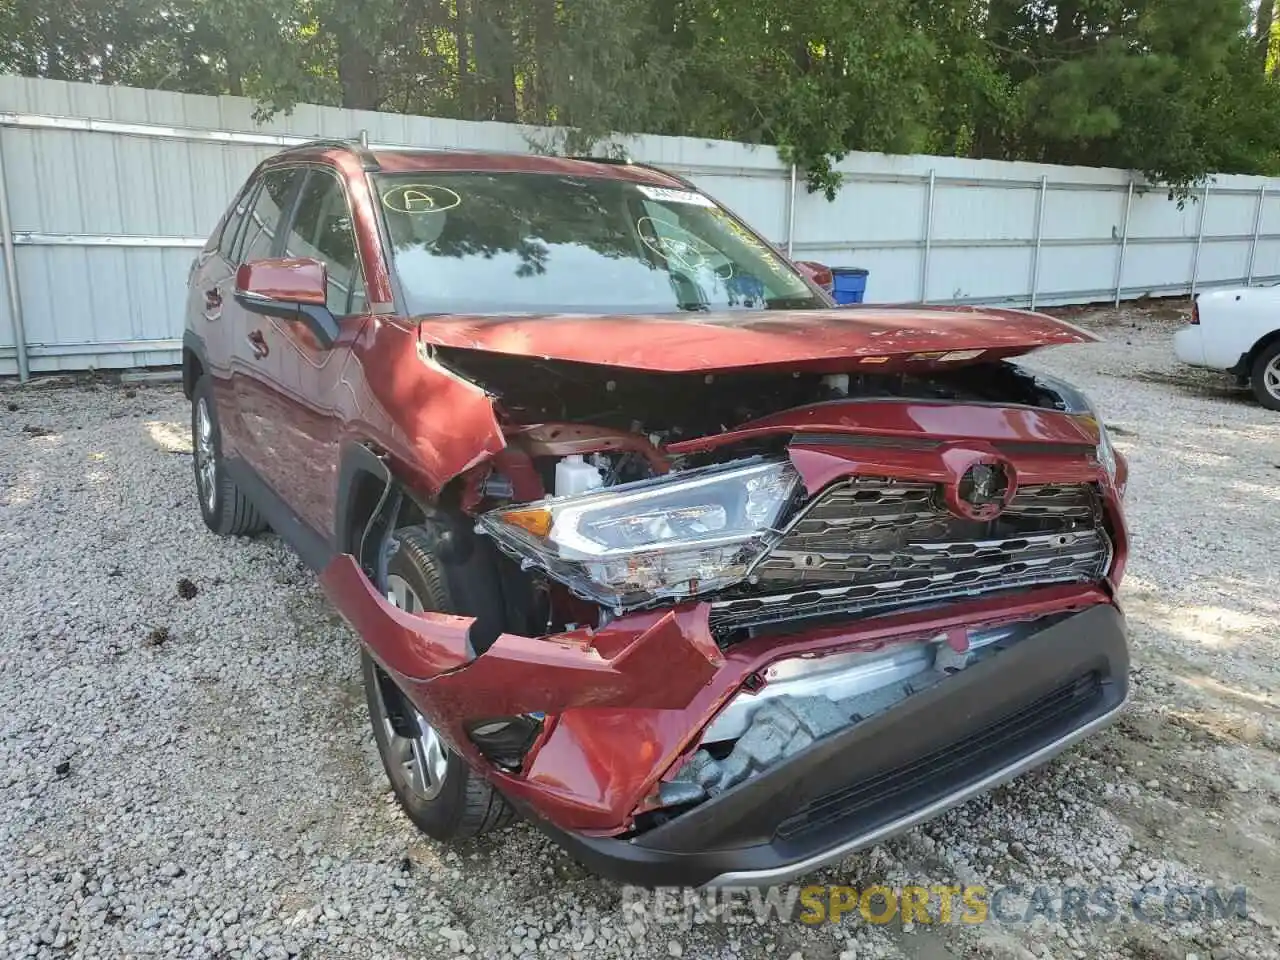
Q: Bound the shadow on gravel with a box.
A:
[1130,368,1253,404]
[1045,298,1193,330]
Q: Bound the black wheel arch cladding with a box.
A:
[333,445,537,652]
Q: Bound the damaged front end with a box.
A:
[322,331,1129,887]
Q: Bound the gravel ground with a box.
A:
[3,302,1280,960]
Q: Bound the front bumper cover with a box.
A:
[519,603,1128,888]
[322,549,1118,836]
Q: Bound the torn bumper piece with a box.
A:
[319,553,723,710]
[520,603,1128,888]
[323,552,1126,877]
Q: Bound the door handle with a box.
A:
[246,330,269,359]
[203,287,223,320]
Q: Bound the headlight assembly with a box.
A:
[1017,366,1119,489]
[1089,414,1118,484]
[478,459,801,611]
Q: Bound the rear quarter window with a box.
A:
[215,181,256,263]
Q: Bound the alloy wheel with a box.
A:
[374,575,449,800]
[1265,354,1280,402]
[194,398,217,512]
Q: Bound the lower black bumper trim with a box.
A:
[707,696,1124,885]
[523,603,1128,888]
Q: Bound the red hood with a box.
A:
[415,306,1096,373]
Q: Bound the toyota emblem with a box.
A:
[957,461,1012,517]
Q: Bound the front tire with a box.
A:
[190,376,267,536]
[363,525,515,840]
[1250,341,1280,411]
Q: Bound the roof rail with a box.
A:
[567,154,633,165]
[566,154,698,190]
[281,137,380,171]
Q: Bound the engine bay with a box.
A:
[437,344,1111,644]
[434,345,1078,447]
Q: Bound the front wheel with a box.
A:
[363,525,515,840]
[1250,341,1280,411]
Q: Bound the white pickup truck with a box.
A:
[1174,287,1280,410]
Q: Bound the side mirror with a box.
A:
[234,258,339,347]
[794,260,834,295]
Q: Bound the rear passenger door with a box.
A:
[251,167,370,536]
[185,176,256,459]
[223,165,306,474]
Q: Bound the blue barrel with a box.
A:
[831,268,869,305]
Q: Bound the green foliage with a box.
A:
[1007,0,1280,195]
[672,0,938,198]
[4,0,1279,196]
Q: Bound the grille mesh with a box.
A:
[711,479,1108,634]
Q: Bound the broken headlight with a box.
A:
[1073,405,1119,492]
[1092,415,1118,483]
[1018,366,1120,491]
[478,459,800,612]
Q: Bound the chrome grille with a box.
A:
[711,478,1109,634]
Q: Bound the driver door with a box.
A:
[251,167,371,538]
[223,166,305,479]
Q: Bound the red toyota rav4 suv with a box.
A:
[183,139,1129,887]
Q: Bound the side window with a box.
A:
[282,170,367,316]
[237,168,302,264]
[216,181,254,262]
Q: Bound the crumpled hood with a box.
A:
[415,306,1096,374]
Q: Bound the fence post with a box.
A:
[1113,180,1134,308]
[1190,182,1210,298]
[1029,175,1048,310]
[920,169,935,303]
[785,164,797,258]
[0,126,28,382]
[1247,183,1266,285]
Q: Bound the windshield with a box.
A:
[374,171,824,315]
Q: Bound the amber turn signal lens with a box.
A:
[502,507,553,537]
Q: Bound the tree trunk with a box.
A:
[654,0,677,37]
[494,59,518,123]
[532,0,557,124]
[40,20,67,80]
[472,1,518,122]
[225,50,245,97]
[974,0,1020,159]
[472,0,496,118]
[1053,0,1081,46]
[1256,0,1275,74]
[456,0,473,115]
[337,28,380,109]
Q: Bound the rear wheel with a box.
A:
[1250,341,1280,411]
[190,376,267,536]
[363,525,515,840]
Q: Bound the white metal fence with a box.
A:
[3,75,1280,379]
